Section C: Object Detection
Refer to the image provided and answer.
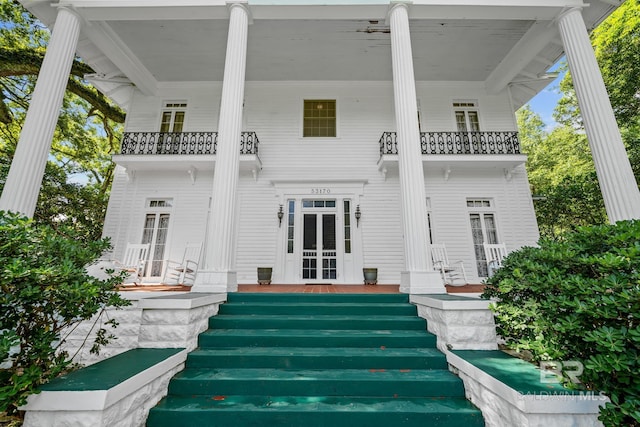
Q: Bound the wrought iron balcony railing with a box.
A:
[119,131,259,155]
[379,131,520,156]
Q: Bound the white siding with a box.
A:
[425,166,538,283]
[416,82,517,132]
[125,84,222,132]
[106,80,538,285]
[360,175,405,284]
[235,178,278,283]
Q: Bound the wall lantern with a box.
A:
[355,205,361,227]
[277,205,284,227]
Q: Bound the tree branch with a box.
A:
[0,47,126,124]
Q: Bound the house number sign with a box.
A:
[311,188,331,194]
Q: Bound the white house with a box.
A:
[4,0,640,293]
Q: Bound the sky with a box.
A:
[522,61,566,129]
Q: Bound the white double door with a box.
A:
[302,208,337,281]
[281,198,359,284]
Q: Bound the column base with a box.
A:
[399,270,446,294]
[191,271,238,293]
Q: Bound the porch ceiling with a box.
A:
[20,1,620,109]
[107,18,531,82]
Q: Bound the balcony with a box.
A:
[112,131,261,180]
[377,131,527,179]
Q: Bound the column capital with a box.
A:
[556,6,583,24]
[53,4,84,27]
[227,1,252,24]
[388,1,412,21]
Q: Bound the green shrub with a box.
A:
[0,211,129,416]
[482,220,640,426]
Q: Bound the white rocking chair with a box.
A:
[112,243,150,285]
[431,243,468,286]
[161,242,202,286]
[483,243,508,277]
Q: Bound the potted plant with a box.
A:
[362,267,377,285]
[257,267,272,285]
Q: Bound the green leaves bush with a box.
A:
[482,220,640,426]
[0,211,129,416]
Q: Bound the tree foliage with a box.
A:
[0,0,125,240]
[554,0,640,176]
[0,1,124,125]
[519,0,640,237]
[518,107,607,237]
[590,0,640,126]
[483,220,640,426]
[0,212,130,416]
[556,0,640,129]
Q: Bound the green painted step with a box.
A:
[147,293,484,427]
[186,346,448,370]
[40,348,183,392]
[226,292,410,304]
[198,328,436,348]
[209,314,426,330]
[147,395,484,427]
[168,368,465,397]
[218,302,418,315]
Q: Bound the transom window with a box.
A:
[453,101,476,108]
[303,200,336,208]
[466,199,492,208]
[160,102,187,133]
[303,100,336,137]
[149,199,173,208]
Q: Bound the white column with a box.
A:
[558,8,640,222]
[192,2,249,293]
[0,8,81,217]
[389,3,445,294]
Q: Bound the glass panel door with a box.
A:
[159,104,186,153]
[302,214,317,279]
[455,109,480,153]
[322,214,337,280]
[470,213,497,277]
[301,211,337,281]
[141,213,170,277]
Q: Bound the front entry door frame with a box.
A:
[273,181,366,284]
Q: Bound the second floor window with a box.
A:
[303,100,336,137]
[453,101,480,132]
[160,102,187,133]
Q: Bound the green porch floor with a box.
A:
[452,350,585,395]
[40,348,184,391]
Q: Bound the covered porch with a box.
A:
[3,0,639,297]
